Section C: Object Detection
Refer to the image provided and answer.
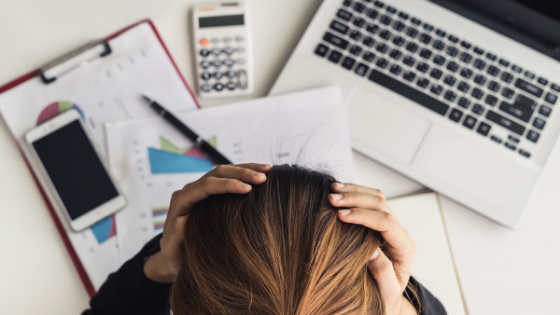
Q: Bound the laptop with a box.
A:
[270,0,560,228]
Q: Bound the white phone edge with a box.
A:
[22,109,127,232]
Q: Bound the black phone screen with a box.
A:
[32,120,119,220]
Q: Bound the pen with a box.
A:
[142,95,232,165]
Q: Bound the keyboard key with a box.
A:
[539,104,552,117]
[419,48,433,59]
[341,56,356,69]
[472,103,485,115]
[389,49,402,60]
[474,74,487,86]
[376,43,389,53]
[354,63,370,76]
[486,110,526,135]
[463,115,477,129]
[417,77,430,89]
[423,23,434,32]
[436,29,446,37]
[471,88,484,100]
[432,40,445,51]
[511,65,522,73]
[444,75,457,86]
[433,55,446,65]
[398,12,409,20]
[505,142,516,150]
[499,59,510,67]
[444,90,457,102]
[350,30,362,41]
[485,94,498,106]
[459,52,473,64]
[519,149,531,158]
[380,14,392,25]
[342,0,352,7]
[392,36,406,46]
[430,68,443,80]
[363,51,376,62]
[527,130,540,143]
[477,122,491,136]
[500,72,513,83]
[488,80,500,92]
[349,45,363,56]
[473,47,484,55]
[533,117,546,130]
[431,84,444,95]
[458,97,471,109]
[551,83,560,92]
[502,87,514,99]
[460,41,471,49]
[403,55,416,66]
[366,23,380,34]
[487,65,500,77]
[328,50,343,63]
[416,62,429,73]
[374,0,384,7]
[524,71,535,79]
[337,9,353,21]
[390,63,403,75]
[419,33,432,44]
[447,61,460,72]
[314,44,329,57]
[406,42,419,53]
[460,68,473,79]
[446,46,459,57]
[367,8,380,19]
[353,17,366,28]
[449,108,463,122]
[515,94,537,111]
[448,35,459,43]
[491,135,502,144]
[499,101,532,122]
[353,2,366,13]
[545,92,558,104]
[379,29,392,40]
[368,70,449,115]
[323,32,349,49]
[330,20,349,35]
[363,36,376,47]
[508,135,520,143]
[406,27,419,38]
[486,53,497,61]
[403,70,416,82]
[473,58,486,70]
[457,81,470,93]
[411,17,421,25]
[515,78,544,98]
[386,6,397,14]
[393,21,406,31]
[376,57,389,68]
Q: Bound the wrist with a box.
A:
[143,252,177,283]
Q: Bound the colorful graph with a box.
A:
[36,101,85,125]
[90,215,117,244]
[152,206,169,231]
[147,136,216,174]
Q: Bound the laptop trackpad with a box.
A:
[346,87,430,165]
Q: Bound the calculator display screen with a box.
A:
[199,14,244,28]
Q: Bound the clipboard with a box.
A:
[0,19,199,297]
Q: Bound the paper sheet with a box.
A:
[0,23,198,290]
[105,86,355,261]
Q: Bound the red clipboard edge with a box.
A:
[0,19,200,298]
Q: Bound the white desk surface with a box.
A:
[1,0,558,314]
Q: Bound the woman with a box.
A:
[83,164,445,315]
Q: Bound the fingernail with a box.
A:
[370,248,379,260]
[262,164,271,168]
[338,209,351,216]
[253,172,263,177]
[241,182,251,189]
[331,194,342,201]
[334,182,345,189]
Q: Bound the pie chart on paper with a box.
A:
[36,101,85,125]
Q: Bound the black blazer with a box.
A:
[82,234,447,315]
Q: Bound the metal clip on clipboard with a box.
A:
[40,40,112,84]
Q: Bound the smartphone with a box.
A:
[24,109,126,232]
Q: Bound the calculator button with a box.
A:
[214,71,223,80]
[212,38,219,43]
[201,72,211,81]
[213,59,223,68]
[224,59,236,67]
[237,58,246,65]
[212,48,221,56]
[199,38,210,46]
[201,83,212,93]
[237,47,245,53]
[200,60,211,69]
[223,47,234,55]
[223,37,232,43]
[226,70,236,78]
[226,81,237,90]
[200,49,210,57]
[214,83,224,91]
[235,36,244,42]
[238,69,248,90]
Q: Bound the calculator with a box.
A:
[192,2,253,98]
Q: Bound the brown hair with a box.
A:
[171,165,386,315]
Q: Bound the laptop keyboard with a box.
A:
[314,0,559,159]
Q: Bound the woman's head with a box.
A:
[171,164,385,315]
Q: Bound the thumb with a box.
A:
[367,248,403,308]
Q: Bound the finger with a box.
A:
[329,192,392,214]
[368,248,404,308]
[331,183,384,199]
[201,164,271,184]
